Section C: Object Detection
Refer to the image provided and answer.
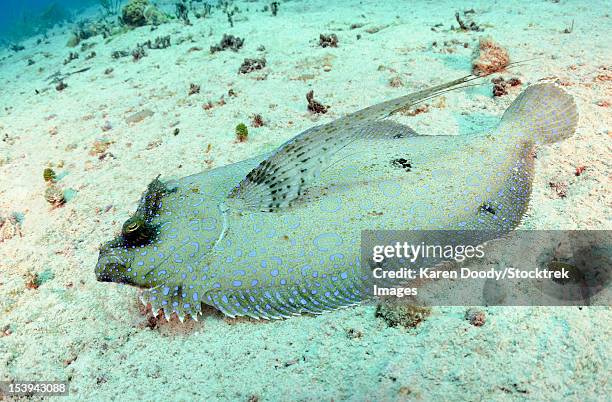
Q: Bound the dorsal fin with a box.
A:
[227,120,419,212]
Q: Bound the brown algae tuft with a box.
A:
[319,33,339,48]
[465,308,486,326]
[375,302,431,328]
[239,58,266,74]
[89,139,114,156]
[0,214,22,242]
[188,83,201,95]
[491,76,522,97]
[25,269,54,290]
[251,114,265,128]
[210,34,244,53]
[44,185,66,207]
[306,90,328,114]
[472,37,509,76]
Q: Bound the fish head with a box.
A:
[95,237,141,286]
[95,176,226,291]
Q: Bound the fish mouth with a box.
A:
[95,252,134,285]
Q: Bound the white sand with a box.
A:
[0,0,610,400]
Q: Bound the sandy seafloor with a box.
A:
[0,0,611,400]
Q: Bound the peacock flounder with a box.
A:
[95,75,578,320]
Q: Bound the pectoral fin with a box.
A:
[227,120,420,212]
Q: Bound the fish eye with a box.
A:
[122,217,143,236]
[127,221,140,232]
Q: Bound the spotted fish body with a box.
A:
[95,79,578,320]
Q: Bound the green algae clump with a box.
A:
[43,167,56,182]
[236,123,249,142]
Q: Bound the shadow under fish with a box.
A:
[95,75,578,321]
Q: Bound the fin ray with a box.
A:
[203,276,364,319]
[227,120,420,212]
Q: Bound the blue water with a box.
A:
[0,0,98,41]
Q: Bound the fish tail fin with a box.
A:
[499,83,578,144]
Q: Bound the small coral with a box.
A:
[1,325,12,337]
[56,81,68,91]
[25,273,40,289]
[454,11,483,32]
[465,308,486,326]
[236,123,249,142]
[149,35,171,49]
[375,302,431,328]
[472,37,510,76]
[194,2,212,19]
[491,77,522,97]
[63,51,79,65]
[238,58,266,74]
[81,42,96,52]
[89,139,114,156]
[112,50,130,59]
[0,214,22,242]
[391,158,412,172]
[346,328,363,339]
[251,114,264,128]
[175,1,191,25]
[113,36,170,61]
[319,34,339,48]
[121,0,149,27]
[44,185,66,207]
[69,18,113,47]
[143,5,168,25]
[575,166,587,176]
[132,43,147,61]
[306,90,328,114]
[389,76,404,88]
[549,181,568,198]
[210,34,244,53]
[399,104,429,117]
[202,96,226,111]
[270,1,280,16]
[506,78,522,86]
[43,168,56,182]
[10,44,25,52]
[189,83,201,95]
[140,36,171,50]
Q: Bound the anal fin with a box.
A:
[203,276,365,320]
